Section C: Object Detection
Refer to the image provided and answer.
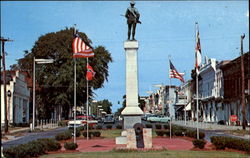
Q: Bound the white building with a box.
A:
[1,71,30,125]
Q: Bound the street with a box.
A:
[2,127,68,149]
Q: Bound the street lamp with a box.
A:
[32,57,54,130]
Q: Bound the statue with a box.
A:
[125,1,141,41]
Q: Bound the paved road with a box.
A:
[3,127,68,149]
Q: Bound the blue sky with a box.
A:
[1,1,249,112]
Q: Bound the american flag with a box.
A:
[169,60,185,83]
[72,34,94,58]
[195,23,202,72]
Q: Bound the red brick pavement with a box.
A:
[73,137,194,152]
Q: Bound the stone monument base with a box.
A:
[123,115,141,129]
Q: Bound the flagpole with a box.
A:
[86,57,89,140]
[73,26,77,144]
[168,55,172,139]
[195,22,199,140]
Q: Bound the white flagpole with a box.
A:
[73,26,77,144]
[195,22,200,140]
[86,57,89,140]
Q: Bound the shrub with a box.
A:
[210,136,227,150]
[37,138,61,151]
[96,125,103,130]
[145,124,152,128]
[116,124,123,129]
[155,130,164,136]
[192,139,206,149]
[186,130,205,139]
[58,120,68,127]
[155,124,162,129]
[55,131,72,141]
[69,128,81,137]
[64,142,78,150]
[173,129,183,136]
[211,136,250,152]
[82,131,92,138]
[163,124,169,129]
[164,130,170,136]
[91,131,101,137]
[106,124,112,129]
[24,140,46,157]
[217,120,226,125]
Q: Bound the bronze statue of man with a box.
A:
[125,1,141,41]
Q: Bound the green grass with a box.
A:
[100,129,158,138]
[101,129,122,138]
[40,150,250,158]
[226,130,250,136]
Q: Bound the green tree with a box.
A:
[12,27,112,119]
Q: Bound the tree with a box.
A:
[11,27,112,119]
[115,95,145,116]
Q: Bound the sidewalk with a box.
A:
[173,120,250,131]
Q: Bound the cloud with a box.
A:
[246,10,249,17]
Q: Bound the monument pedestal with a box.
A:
[121,40,143,129]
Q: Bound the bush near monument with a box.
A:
[192,139,206,149]
[155,124,162,129]
[64,142,78,150]
[211,136,250,153]
[55,131,72,141]
[3,139,61,158]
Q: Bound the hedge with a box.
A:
[64,142,78,150]
[55,131,72,141]
[211,136,250,153]
[155,124,162,129]
[3,138,61,158]
[192,139,206,149]
[145,124,152,128]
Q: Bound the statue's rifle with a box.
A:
[120,14,142,24]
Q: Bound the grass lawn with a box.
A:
[226,130,250,136]
[100,129,158,138]
[40,150,250,158]
[101,129,122,138]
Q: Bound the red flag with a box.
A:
[169,60,185,83]
[86,64,95,81]
[72,34,94,58]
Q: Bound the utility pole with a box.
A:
[240,34,246,130]
[0,37,13,134]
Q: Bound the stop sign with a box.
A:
[230,115,237,122]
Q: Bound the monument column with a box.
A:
[122,40,143,129]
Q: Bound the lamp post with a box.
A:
[32,58,54,130]
[240,34,246,130]
[7,90,11,129]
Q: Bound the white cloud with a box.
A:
[246,10,249,17]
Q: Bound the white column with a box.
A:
[121,41,143,116]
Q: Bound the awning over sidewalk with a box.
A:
[183,102,191,111]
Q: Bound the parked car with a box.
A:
[68,115,98,128]
[147,115,170,123]
[103,114,115,124]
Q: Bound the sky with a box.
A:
[1,1,249,113]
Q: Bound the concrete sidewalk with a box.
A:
[173,120,250,130]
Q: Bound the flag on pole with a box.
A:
[169,60,185,83]
[195,23,202,72]
[86,64,95,81]
[72,34,94,58]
